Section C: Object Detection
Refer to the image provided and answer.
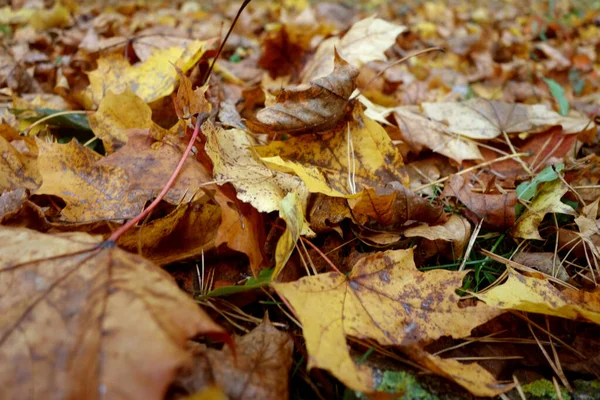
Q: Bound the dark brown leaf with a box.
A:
[442,174,517,230]
[174,316,293,400]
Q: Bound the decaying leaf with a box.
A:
[204,120,310,216]
[247,50,358,135]
[174,317,293,400]
[173,67,212,123]
[98,129,212,205]
[394,106,483,163]
[404,214,472,258]
[422,99,593,139]
[349,187,446,229]
[88,90,169,153]
[442,174,517,229]
[213,188,266,276]
[406,347,514,396]
[0,133,41,192]
[256,112,409,196]
[302,15,406,82]
[35,139,147,222]
[512,179,576,240]
[273,192,307,278]
[475,268,600,324]
[0,226,228,400]
[273,248,502,393]
[512,252,569,281]
[87,40,205,105]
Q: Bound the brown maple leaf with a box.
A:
[0,226,229,400]
[246,49,358,135]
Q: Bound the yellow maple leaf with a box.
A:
[256,113,408,197]
[88,40,205,105]
[272,248,502,393]
[475,268,600,324]
[88,90,169,153]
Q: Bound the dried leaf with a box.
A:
[302,16,406,82]
[144,200,220,266]
[175,317,293,400]
[35,139,147,222]
[442,175,517,230]
[406,347,514,396]
[274,192,306,278]
[256,112,409,196]
[88,40,205,105]
[512,252,569,281]
[0,134,40,192]
[248,50,358,134]
[203,120,310,217]
[350,187,446,229]
[0,226,228,400]
[512,179,576,240]
[422,99,592,139]
[404,214,472,257]
[273,248,502,393]
[213,188,266,276]
[173,68,211,122]
[475,268,600,324]
[88,90,169,154]
[98,129,212,205]
[394,106,483,163]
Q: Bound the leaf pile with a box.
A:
[1,1,600,399]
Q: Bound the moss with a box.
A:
[376,371,438,400]
[522,379,571,400]
[573,380,600,400]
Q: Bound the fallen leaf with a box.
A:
[132,36,196,62]
[213,188,266,276]
[0,134,40,192]
[302,16,406,82]
[273,192,307,278]
[30,3,71,31]
[88,90,170,153]
[406,347,514,397]
[98,129,212,205]
[475,268,600,324]
[255,112,409,196]
[143,199,221,266]
[442,174,517,229]
[173,68,212,122]
[512,252,569,281]
[512,179,576,240]
[174,317,293,400]
[422,98,592,139]
[404,214,471,257]
[87,40,205,105]
[349,187,446,230]
[272,248,502,392]
[247,50,358,135]
[308,194,352,234]
[394,106,483,163]
[35,139,147,222]
[0,226,228,400]
[203,120,310,216]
